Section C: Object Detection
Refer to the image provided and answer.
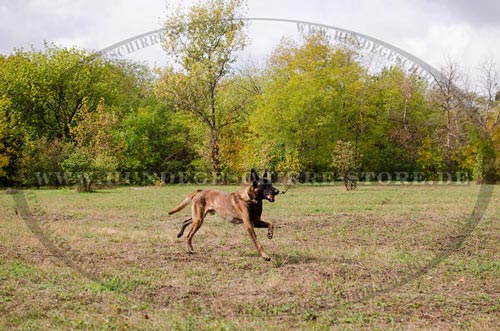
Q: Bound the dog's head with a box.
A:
[250,169,279,203]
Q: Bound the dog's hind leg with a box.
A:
[177,210,211,238]
[186,218,203,253]
[186,204,205,253]
[177,218,192,238]
[253,220,274,240]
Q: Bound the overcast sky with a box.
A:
[1,0,499,78]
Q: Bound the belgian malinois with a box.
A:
[168,170,279,261]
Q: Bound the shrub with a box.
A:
[332,140,362,190]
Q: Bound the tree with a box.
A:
[15,137,69,187]
[1,46,122,140]
[464,60,500,183]
[430,60,467,176]
[373,67,435,175]
[158,0,248,172]
[247,33,367,173]
[120,102,195,180]
[62,103,122,192]
[0,96,11,178]
[0,44,159,187]
[469,60,500,138]
[332,140,361,190]
[211,68,263,175]
[416,136,446,179]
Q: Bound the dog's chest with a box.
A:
[248,201,263,220]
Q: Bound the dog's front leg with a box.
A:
[243,216,271,261]
[253,220,273,240]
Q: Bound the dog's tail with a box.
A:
[168,190,201,215]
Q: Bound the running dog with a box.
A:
[168,169,279,261]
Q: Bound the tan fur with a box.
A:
[168,186,274,261]
[168,190,201,215]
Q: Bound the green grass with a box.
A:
[1,184,500,330]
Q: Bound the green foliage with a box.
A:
[247,34,433,177]
[61,103,121,191]
[0,96,11,178]
[275,148,303,183]
[0,44,157,187]
[213,72,262,174]
[61,148,93,191]
[62,147,118,192]
[367,67,435,174]
[248,33,355,172]
[0,45,126,140]
[15,137,70,187]
[120,103,195,179]
[332,140,361,190]
[158,0,248,172]
[1,6,500,186]
[416,136,446,179]
[473,138,497,184]
[162,0,247,72]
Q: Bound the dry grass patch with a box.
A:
[1,184,499,330]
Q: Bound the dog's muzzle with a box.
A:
[265,194,275,202]
[265,189,279,202]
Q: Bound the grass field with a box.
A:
[1,184,500,330]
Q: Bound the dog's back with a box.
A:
[168,190,201,215]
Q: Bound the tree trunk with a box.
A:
[208,84,221,173]
[445,106,453,175]
[209,127,221,172]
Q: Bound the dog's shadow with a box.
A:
[271,252,320,267]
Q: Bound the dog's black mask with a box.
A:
[250,169,280,202]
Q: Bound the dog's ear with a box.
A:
[263,171,268,178]
[250,169,259,184]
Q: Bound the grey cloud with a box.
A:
[419,0,500,26]
[0,1,96,54]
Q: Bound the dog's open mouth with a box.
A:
[265,194,275,202]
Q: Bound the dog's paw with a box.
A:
[267,224,274,239]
